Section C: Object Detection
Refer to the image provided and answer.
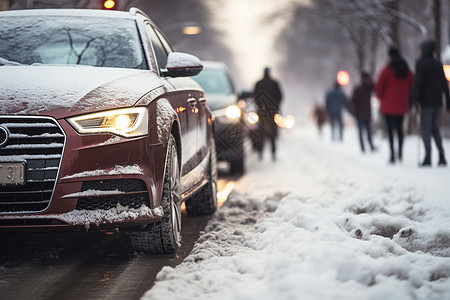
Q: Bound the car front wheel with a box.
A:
[130,134,181,253]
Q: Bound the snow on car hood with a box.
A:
[0,65,162,118]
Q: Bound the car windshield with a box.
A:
[0,16,146,69]
[192,67,233,95]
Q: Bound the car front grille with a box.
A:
[76,194,149,210]
[76,179,149,210]
[0,116,65,213]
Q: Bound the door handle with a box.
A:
[187,97,197,108]
[198,97,207,106]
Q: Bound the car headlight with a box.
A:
[247,112,259,124]
[283,115,296,129]
[274,113,283,125]
[67,107,148,138]
[225,105,241,120]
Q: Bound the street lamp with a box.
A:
[103,0,116,9]
[162,22,202,36]
[182,25,202,35]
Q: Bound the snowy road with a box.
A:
[1,124,449,300]
[145,125,450,300]
[0,212,213,300]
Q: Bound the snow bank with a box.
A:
[145,125,450,300]
[147,191,450,299]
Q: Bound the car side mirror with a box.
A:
[162,52,203,77]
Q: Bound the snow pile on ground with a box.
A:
[144,124,450,300]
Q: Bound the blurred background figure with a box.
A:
[350,72,376,153]
[375,47,414,164]
[412,39,450,167]
[311,103,327,137]
[253,67,283,161]
[325,82,348,141]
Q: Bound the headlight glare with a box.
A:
[247,112,259,124]
[115,114,134,130]
[68,107,148,138]
[284,115,296,129]
[225,105,241,120]
[274,113,283,125]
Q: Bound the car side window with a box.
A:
[145,23,168,72]
[154,28,173,54]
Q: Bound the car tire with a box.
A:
[229,130,245,175]
[185,139,218,216]
[129,134,181,253]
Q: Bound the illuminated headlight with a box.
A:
[247,112,259,124]
[284,115,296,129]
[225,105,241,120]
[274,113,283,125]
[68,107,148,138]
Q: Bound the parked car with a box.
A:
[0,8,218,254]
[191,61,246,174]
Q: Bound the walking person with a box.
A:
[311,103,327,137]
[350,72,376,152]
[375,47,414,164]
[412,40,450,167]
[253,67,283,161]
[325,82,348,141]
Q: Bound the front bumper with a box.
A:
[0,117,167,231]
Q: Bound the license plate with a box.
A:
[0,162,26,185]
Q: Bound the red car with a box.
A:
[0,8,217,253]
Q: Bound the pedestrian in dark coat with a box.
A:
[350,72,376,152]
[253,67,283,161]
[412,39,450,166]
[376,47,414,163]
[325,82,348,141]
[312,103,327,137]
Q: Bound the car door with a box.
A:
[144,23,201,190]
[195,89,210,167]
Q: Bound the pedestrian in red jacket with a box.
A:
[376,47,414,163]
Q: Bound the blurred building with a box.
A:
[2,0,114,9]
[0,0,9,10]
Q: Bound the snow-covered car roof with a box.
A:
[0,8,142,19]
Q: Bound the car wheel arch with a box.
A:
[170,120,182,171]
